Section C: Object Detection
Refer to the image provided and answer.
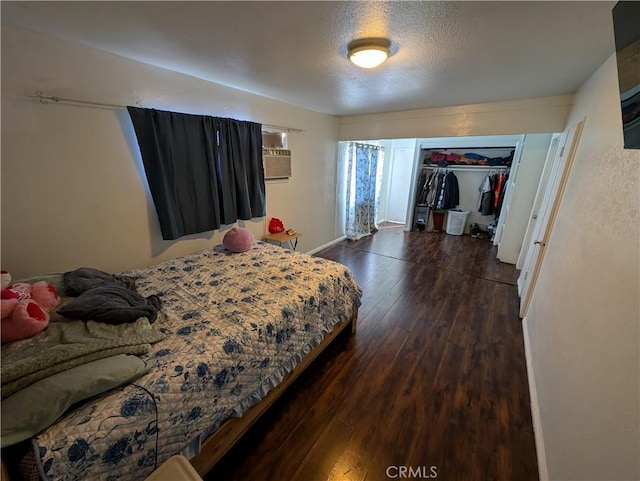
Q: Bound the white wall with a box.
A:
[382,139,418,225]
[385,147,415,224]
[497,133,552,264]
[376,140,393,224]
[334,142,349,239]
[338,95,573,141]
[1,24,339,278]
[525,55,639,480]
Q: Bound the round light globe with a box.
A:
[349,46,389,69]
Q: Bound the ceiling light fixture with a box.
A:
[348,38,392,69]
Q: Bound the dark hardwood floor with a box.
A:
[206,225,537,481]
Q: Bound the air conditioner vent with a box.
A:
[263,148,291,180]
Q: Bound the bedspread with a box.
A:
[31,242,362,480]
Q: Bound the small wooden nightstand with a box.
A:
[263,230,302,250]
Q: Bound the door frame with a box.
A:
[518,118,585,317]
[516,133,562,272]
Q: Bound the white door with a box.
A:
[493,137,526,246]
[518,119,585,317]
[386,148,414,223]
[516,133,562,271]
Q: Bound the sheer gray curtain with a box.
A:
[345,142,383,240]
[127,107,265,240]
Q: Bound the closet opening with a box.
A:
[338,134,558,267]
[414,146,515,240]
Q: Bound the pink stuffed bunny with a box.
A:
[1,271,60,342]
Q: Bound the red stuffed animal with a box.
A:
[1,270,60,343]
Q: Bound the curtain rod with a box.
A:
[349,141,383,150]
[28,91,305,134]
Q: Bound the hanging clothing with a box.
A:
[436,174,447,209]
[477,171,510,218]
[429,173,443,208]
[493,172,505,208]
[418,170,459,210]
[429,171,458,210]
[440,172,459,209]
[478,174,494,216]
[495,172,510,218]
[416,170,430,205]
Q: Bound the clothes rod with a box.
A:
[424,165,510,171]
[421,146,515,150]
[29,91,304,133]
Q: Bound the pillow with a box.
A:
[58,286,162,324]
[0,354,149,448]
[223,227,254,253]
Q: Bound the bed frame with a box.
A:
[190,311,357,476]
[0,312,356,481]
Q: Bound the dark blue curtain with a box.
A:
[127,107,265,240]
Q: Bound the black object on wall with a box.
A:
[612,1,640,149]
[127,107,265,240]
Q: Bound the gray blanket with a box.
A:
[1,318,164,398]
[63,267,137,295]
[58,285,162,324]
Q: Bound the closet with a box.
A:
[403,134,554,265]
[411,145,517,235]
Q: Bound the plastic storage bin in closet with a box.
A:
[446,210,470,235]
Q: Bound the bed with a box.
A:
[1,241,362,480]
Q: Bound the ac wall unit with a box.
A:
[263,148,291,180]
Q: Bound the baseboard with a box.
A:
[306,236,346,255]
[523,317,549,481]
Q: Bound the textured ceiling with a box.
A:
[2,1,617,116]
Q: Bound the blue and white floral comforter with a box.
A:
[31,242,362,480]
